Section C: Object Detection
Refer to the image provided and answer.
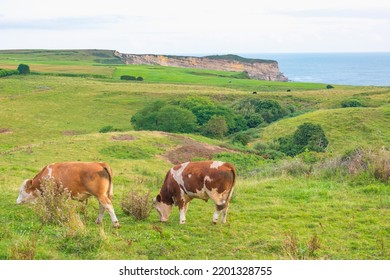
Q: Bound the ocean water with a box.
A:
[242,53,390,86]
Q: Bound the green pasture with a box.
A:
[0,50,389,260]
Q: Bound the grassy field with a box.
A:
[0,50,389,260]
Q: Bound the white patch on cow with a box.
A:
[210,161,224,169]
[170,162,189,189]
[16,180,35,204]
[188,174,192,178]
[47,165,53,178]
[204,175,212,186]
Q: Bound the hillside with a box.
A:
[0,49,389,260]
[114,51,288,81]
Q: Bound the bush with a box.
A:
[120,75,136,80]
[232,132,252,146]
[156,105,198,133]
[254,141,285,160]
[233,97,287,125]
[278,123,329,156]
[313,148,390,183]
[0,69,18,77]
[121,191,152,220]
[326,84,334,89]
[341,99,363,108]
[201,115,228,138]
[99,125,121,133]
[32,177,84,228]
[131,100,166,131]
[17,64,30,75]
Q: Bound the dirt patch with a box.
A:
[0,128,12,134]
[62,130,85,136]
[163,134,233,164]
[111,135,136,141]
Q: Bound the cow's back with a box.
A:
[33,162,111,197]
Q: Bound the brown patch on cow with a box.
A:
[63,130,85,136]
[111,135,136,141]
[163,135,234,164]
[0,128,12,134]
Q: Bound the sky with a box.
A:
[1,0,390,54]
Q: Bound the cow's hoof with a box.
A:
[113,221,121,228]
[95,219,102,224]
[212,221,217,225]
[180,220,186,224]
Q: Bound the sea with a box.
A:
[240,53,390,86]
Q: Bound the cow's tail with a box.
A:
[225,162,237,203]
[99,162,114,200]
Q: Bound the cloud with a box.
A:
[0,15,127,30]
[274,8,390,20]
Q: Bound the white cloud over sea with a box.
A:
[1,0,389,53]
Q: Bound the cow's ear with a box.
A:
[156,194,161,202]
[26,179,33,189]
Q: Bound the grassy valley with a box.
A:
[0,50,389,260]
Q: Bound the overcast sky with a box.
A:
[1,0,389,54]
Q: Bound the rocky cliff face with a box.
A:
[114,51,288,82]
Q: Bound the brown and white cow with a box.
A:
[153,161,236,224]
[16,161,120,227]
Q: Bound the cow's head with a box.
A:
[153,194,173,222]
[16,179,37,204]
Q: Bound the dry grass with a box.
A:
[32,177,85,234]
[9,238,37,260]
[121,190,153,220]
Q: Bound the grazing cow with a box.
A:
[153,161,236,224]
[16,161,120,227]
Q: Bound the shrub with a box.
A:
[254,141,285,160]
[232,132,252,146]
[17,64,30,75]
[278,123,328,156]
[341,99,363,108]
[136,76,144,81]
[201,115,228,139]
[0,69,18,77]
[313,148,390,183]
[32,177,83,227]
[131,100,166,131]
[99,125,121,133]
[233,97,287,125]
[120,75,136,80]
[326,84,334,89]
[121,190,152,220]
[156,105,198,133]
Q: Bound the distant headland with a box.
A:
[114,51,288,82]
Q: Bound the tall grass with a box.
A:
[32,177,85,234]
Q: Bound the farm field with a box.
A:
[0,50,389,260]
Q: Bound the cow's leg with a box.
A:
[212,204,225,224]
[98,196,120,228]
[179,202,189,224]
[220,204,229,224]
[95,203,105,224]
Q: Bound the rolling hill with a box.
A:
[0,49,389,260]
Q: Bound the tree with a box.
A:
[201,115,228,138]
[17,64,30,75]
[155,105,197,133]
[131,100,166,130]
[278,123,328,156]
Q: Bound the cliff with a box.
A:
[113,51,288,82]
